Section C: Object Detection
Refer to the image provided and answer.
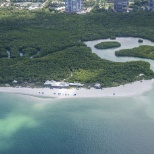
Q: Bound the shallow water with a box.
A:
[1,90,154,154]
[1,37,154,154]
[85,37,154,71]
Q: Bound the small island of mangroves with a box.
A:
[0,9,154,87]
[115,45,154,60]
[94,41,121,49]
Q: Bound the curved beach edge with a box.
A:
[0,80,153,99]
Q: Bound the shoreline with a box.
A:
[0,80,154,99]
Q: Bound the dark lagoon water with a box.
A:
[1,37,154,154]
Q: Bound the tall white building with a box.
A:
[65,0,83,13]
[149,0,154,11]
[114,0,128,12]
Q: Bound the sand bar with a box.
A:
[0,80,153,99]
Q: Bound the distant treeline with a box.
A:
[0,9,154,86]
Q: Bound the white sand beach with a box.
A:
[0,80,153,99]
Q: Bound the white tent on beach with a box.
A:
[44,80,69,88]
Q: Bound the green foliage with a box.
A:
[22,47,38,57]
[94,41,121,49]
[110,36,116,40]
[10,0,45,2]
[0,9,154,86]
[0,46,153,87]
[138,39,143,43]
[1,9,154,58]
[115,45,154,60]
[84,0,95,8]
[0,47,8,58]
[134,0,148,6]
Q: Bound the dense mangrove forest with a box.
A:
[0,8,154,87]
[115,45,154,60]
[94,41,121,49]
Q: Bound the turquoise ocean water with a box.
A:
[1,88,154,154]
